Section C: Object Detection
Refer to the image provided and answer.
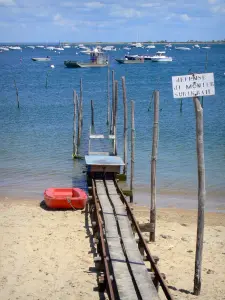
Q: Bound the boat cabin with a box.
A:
[90,48,107,65]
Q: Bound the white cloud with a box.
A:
[84,2,104,9]
[180,13,191,21]
[0,0,16,6]
[110,5,142,18]
[211,4,225,12]
[208,0,217,4]
[139,2,160,8]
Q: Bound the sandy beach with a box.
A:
[0,197,225,300]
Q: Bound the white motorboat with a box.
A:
[9,46,22,50]
[202,46,211,49]
[102,45,116,51]
[36,45,45,48]
[175,46,191,51]
[0,47,9,51]
[54,47,64,51]
[165,43,172,48]
[130,42,143,48]
[123,47,131,50]
[27,46,35,49]
[78,44,88,50]
[46,46,54,51]
[80,48,92,54]
[146,44,156,49]
[194,44,200,48]
[32,57,51,61]
[63,44,71,48]
[151,51,172,62]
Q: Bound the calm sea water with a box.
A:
[0,44,224,211]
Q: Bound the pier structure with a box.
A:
[85,130,173,300]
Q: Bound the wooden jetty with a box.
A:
[85,129,173,299]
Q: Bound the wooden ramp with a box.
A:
[95,179,160,300]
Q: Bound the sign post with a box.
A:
[172,73,215,295]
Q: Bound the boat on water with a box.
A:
[27,46,35,49]
[146,44,156,49]
[36,45,45,48]
[194,44,200,48]
[44,187,87,209]
[130,42,143,48]
[124,54,140,60]
[63,44,71,48]
[32,57,51,61]
[64,48,108,68]
[165,43,172,48]
[0,47,9,51]
[46,46,54,51]
[202,46,211,49]
[102,45,116,51]
[8,46,22,50]
[116,56,144,64]
[175,46,191,51]
[151,51,172,62]
[54,47,64,51]
[123,47,131,50]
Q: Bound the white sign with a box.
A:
[172,73,215,99]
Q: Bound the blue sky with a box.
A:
[0,0,224,42]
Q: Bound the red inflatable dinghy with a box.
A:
[44,188,87,209]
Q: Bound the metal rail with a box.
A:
[90,176,173,300]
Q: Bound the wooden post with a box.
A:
[80,78,83,126]
[107,64,110,125]
[193,96,206,296]
[113,80,118,155]
[77,93,81,147]
[110,70,115,134]
[122,76,128,175]
[13,79,20,108]
[91,100,94,127]
[73,90,77,157]
[180,99,183,113]
[150,90,159,242]
[130,100,135,203]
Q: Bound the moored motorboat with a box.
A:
[44,187,87,209]
[64,48,108,68]
[116,57,144,64]
[9,46,22,50]
[151,51,172,62]
[175,46,191,51]
[32,57,51,61]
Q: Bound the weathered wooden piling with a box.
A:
[130,100,135,203]
[77,93,81,147]
[193,97,205,296]
[113,80,118,155]
[150,90,159,242]
[110,70,115,134]
[107,65,110,125]
[80,78,83,126]
[180,99,183,113]
[122,76,128,176]
[91,100,94,127]
[73,90,77,157]
[13,79,20,108]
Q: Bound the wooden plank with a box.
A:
[95,180,138,300]
[105,180,160,300]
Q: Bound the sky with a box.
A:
[0,0,224,42]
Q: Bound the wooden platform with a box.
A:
[95,179,159,300]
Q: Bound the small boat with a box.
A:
[194,44,200,48]
[124,54,140,60]
[54,47,64,51]
[130,42,143,48]
[116,57,144,64]
[143,55,153,60]
[175,46,191,51]
[165,43,172,48]
[27,46,35,49]
[63,44,71,48]
[0,47,9,51]
[65,48,108,68]
[102,45,116,51]
[146,44,156,49]
[151,51,172,62]
[32,57,51,61]
[202,46,211,49]
[36,45,45,48]
[9,46,22,50]
[123,47,131,50]
[44,187,87,209]
[46,46,54,51]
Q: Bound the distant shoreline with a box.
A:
[0,41,225,45]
